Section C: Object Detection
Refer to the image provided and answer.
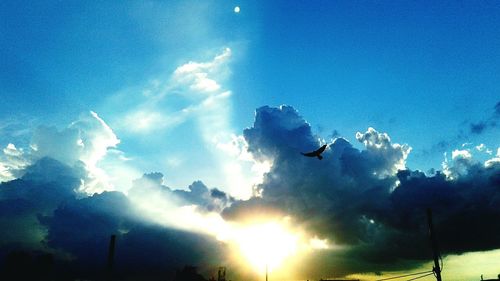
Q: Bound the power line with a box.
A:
[406,272,435,281]
[375,271,434,281]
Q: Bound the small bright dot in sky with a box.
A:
[234,6,240,13]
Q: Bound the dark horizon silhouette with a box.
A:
[0,249,212,281]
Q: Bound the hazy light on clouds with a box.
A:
[355,127,412,176]
[116,48,232,134]
[110,47,267,199]
[0,102,499,279]
[0,143,29,181]
[0,111,137,193]
[173,49,232,93]
[441,147,500,179]
[485,147,500,168]
[223,105,500,278]
[2,1,500,279]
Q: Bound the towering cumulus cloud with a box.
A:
[0,112,226,280]
[0,105,499,279]
[224,105,500,275]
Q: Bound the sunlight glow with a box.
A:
[231,222,299,273]
[128,179,325,276]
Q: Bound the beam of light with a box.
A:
[129,187,343,277]
[129,189,304,272]
[114,47,268,200]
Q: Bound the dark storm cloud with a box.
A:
[40,190,225,276]
[130,172,233,213]
[117,225,226,276]
[243,105,317,162]
[1,105,499,279]
[224,105,500,273]
[39,191,133,267]
[0,158,81,250]
[174,181,234,212]
[0,159,226,279]
[469,100,500,134]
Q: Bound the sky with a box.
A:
[1,1,500,281]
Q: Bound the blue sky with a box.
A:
[2,0,499,181]
[1,1,500,280]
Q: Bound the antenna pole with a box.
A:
[427,209,443,281]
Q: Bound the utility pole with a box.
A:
[218,267,226,281]
[107,234,116,281]
[426,209,442,281]
[265,263,268,281]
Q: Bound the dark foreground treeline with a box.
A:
[1,250,211,281]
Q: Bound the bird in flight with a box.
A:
[301,144,328,160]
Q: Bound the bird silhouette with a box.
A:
[301,144,327,160]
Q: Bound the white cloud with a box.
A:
[0,163,9,182]
[173,48,231,93]
[116,48,233,135]
[31,126,81,165]
[475,143,486,151]
[443,149,476,179]
[484,147,500,168]
[356,127,412,176]
[485,158,500,168]
[169,48,261,199]
[443,147,500,176]
[473,143,495,156]
[461,142,472,148]
[31,111,119,168]
[70,111,120,167]
[451,149,472,160]
[0,143,30,182]
[108,47,262,199]
[1,111,137,193]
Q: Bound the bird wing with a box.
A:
[301,145,328,157]
[315,144,327,154]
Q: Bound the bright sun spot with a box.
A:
[232,222,299,273]
[234,6,241,13]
